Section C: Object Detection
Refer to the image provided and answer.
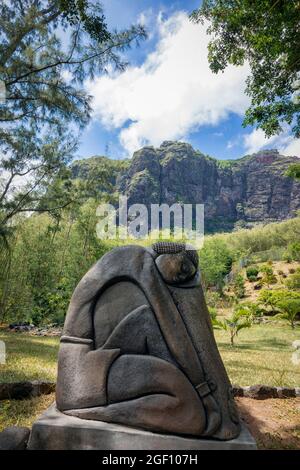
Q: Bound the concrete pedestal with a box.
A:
[28,404,257,450]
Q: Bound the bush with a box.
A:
[232,274,245,298]
[236,301,265,323]
[286,270,300,290]
[287,242,300,261]
[199,239,234,292]
[260,265,277,286]
[283,252,293,263]
[205,291,222,308]
[208,306,217,322]
[246,266,259,281]
[258,289,300,316]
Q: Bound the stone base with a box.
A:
[28,404,257,450]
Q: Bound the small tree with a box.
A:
[213,309,252,346]
[275,299,300,329]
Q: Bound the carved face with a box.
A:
[151,242,199,286]
[155,252,197,284]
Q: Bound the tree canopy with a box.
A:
[0,0,146,239]
[191,0,300,139]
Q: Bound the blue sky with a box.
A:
[76,0,299,161]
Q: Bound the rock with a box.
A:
[28,404,257,450]
[232,385,244,397]
[243,385,278,399]
[277,387,296,398]
[0,426,30,450]
[0,381,55,400]
[0,382,33,399]
[7,324,62,337]
[9,322,35,332]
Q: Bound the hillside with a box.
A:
[72,141,300,232]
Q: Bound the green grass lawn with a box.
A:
[0,322,299,387]
[214,323,300,387]
[0,330,59,383]
[0,394,55,431]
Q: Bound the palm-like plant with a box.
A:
[213,309,252,346]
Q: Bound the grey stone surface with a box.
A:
[28,404,257,450]
[0,426,30,450]
[55,243,241,440]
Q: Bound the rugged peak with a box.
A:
[72,141,300,233]
[160,140,175,148]
[117,141,300,232]
[251,149,280,163]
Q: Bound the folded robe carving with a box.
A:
[56,242,241,440]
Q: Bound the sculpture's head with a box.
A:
[150,241,200,286]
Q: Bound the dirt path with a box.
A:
[236,397,300,449]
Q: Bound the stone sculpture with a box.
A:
[56,242,240,440]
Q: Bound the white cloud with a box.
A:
[243,128,300,157]
[243,129,279,154]
[86,12,250,156]
[282,138,300,157]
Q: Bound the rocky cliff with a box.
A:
[117,141,300,232]
[73,141,300,232]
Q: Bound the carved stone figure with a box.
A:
[56,242,240,440]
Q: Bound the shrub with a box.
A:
[287,242,300,261]
[283,252,293,263]
[236,301,265,323]
[232,274,245,298]
[260,265,277,287]
[285,271,300,290]
[246,266,259,281]
[199,239,234,292]
[258,289,300,316]
[208,306,217,322]
[205,291,222,308]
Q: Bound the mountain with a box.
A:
[72,141,300,232]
